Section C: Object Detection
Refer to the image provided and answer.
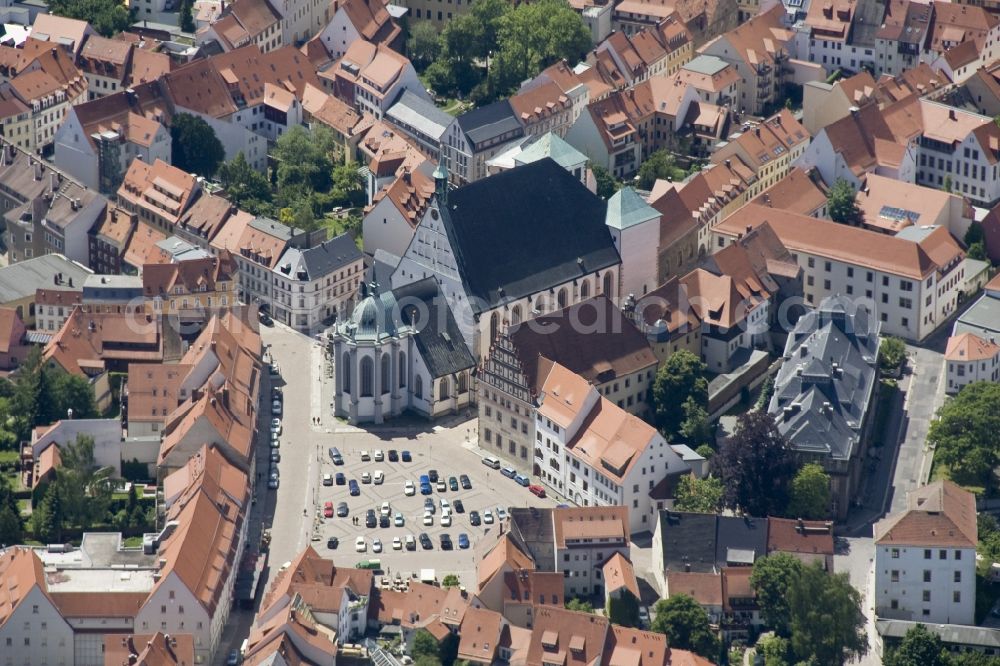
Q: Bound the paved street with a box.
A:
[834,537,878,665]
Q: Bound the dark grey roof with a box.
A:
[456,99,522,146]
[299,234,363,281]
[441,158,620,314]
[658,511,721,574]
[768,300,880,461]
[509,507,556,571]
[0,254,92,303]
[393,277,475,378]
[953,291,1000,339]
[715,516,768,566]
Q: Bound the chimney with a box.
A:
[948,108,957,121]
[402,168,411,184]
[33,160,42,181]
[50,172,58,192]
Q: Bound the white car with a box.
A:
[380,501,391,517]
[271,400,282,416]
[360,450,371,461]
[423,512,434,526]
[483,509,494,524]
[372,538,382,553]
[497,507,508,521]
[440,512,452,527]
[270,418,282,435]
[355,536,366,552]
[374,449,384,462]
[392,536,403,550]
[394,511,405,527]
[405,534,416,550]
[373,470,384,485]
[436,480,447,492]
[322,473,333,486]
[270,438,280,449]
[404,480,416,496]
[439,498,450,511]
[361,471,372,484]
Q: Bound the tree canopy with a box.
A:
[11,348,97,441]
[884,624,948,666]
[565,598,594,613]
[717,411,795,516]
[652,350,708,437]
[170,113,225,178]
[636,150,688,190]
[48,0,133,37]
[217,152,272,215]
[879,337,907,373]
[592,164,620,200]
[679,396,714,447]
[674,474,724,513]
[751,553,803,635]
[928,381,1000,488]
[650,594,719,660]
[786,463,831,520]
[411,629,441,662]
[408,21,443,69]
[787,564,868,664]
[606,590,640,627]
[827,178,861,225]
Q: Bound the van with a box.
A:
[482,455,501,469]
[329,447,343,465]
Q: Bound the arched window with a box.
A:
[341,352,351,393]
[490,312,499,344]
[398,352,406,388]
[511,305,522,326]
[557,288,568,309]
[458,373,468,394]
[603,272,614,298]
[414,375,423,399]
[580,280,590,299]
[360,357,374,397]
[380,354,390,394]
[439,377,450,401]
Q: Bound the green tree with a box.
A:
[48,0,134,37]
[57,434,115,531]
[565,597,594,613]
[636,150,687,190]
[179,0,195,32]
[11,347,43,439]
[652,350,708,436]
[679,396,714,446]
[879,337,907,373]
[411,629,441,661]
[441,574,460,588]
[968,242,988,261]
[786,463,831,520]
[674,474,724,513]
[218,152,272,213]
[757,635,791,666]
[787,564,867,665]
[928,381,1000,487]
[883,624,948,666]
[408,21,442,70]
[170,113,225,178]
[717,411,795,516]
[751,553,803,635]
[943,175,953,193]
[650,594,719,660]
[32,482,64,543]
[695,444,714,460]
[41,368,98,424]
[965,221,985,247]
[606,590,640,627]
[273,125,337,195]
[440,633,459,666]
[592,164,619,199]
[0,476,21,544]
[827,178,861,225]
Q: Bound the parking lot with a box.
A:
[260,323,558,590]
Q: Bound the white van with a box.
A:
[482,455,501,469]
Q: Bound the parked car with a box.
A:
[329,447,343,465]
[374,449,384,462]
[270,438,279,449]
[365,510,376,528]
[514,474,529,487]
[483,509,494,524]
[380,502,391,517]
[401,450,412,462]
[379,515,390,528]
[497,507,508,521]
[360,450,370,461]
[268,478,279,489]
[436,480,447,492]
[259,312,273,326]
[336,502,349,517]
[424,498,436,514]
[271,418,282,435]
[440,512,452,527]
[326,536,338,550]
[428,469,439,482]
[388,449,399,462]
[392,536,402,550]
[460,474,471,490]
[349,480,360,496]
[372,538,382,553]
[355,536,366,552]
[361,471,371,484]
[638,606,650,627]
[419,533,433,550]
[500,467,516,479]
[322,474,333,486]
[373,470,384,485]
[405,534,416,550]
[528,484,546,498]
[323,501,334,518]
[423,512,434,526]
[404,480,416,496]
[448,476,459,491]
[227,650,241,666]
[394,511,405,527]
[440,534,453,550]
[271,400,282,416]
[270,450,280,463]
[336,472,346,485]
[453,499,465,513]
[458,533,470,549]
[469,511,481,526]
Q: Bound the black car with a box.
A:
[349,480,360,496]
[469,511,481,526]
[259,312,274,326]
[326,536,339,549]
[272,388,283,402]
[365,509,376,528]
[419,533,433,550]
[379,515,390,528]
[402,450,412,462]
[440,534,453,550]
[428,469,439,483]
[335,472,346,485]
[448,476,459,491]
[460,474,471,490]
[388,449,399,462]
[453,499,465,514]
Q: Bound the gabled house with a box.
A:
[442,100,525,185]
[318,0,402,59]
[0,548,74,666]
[363,166,435,258]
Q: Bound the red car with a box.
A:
[528,485,546,498]
[323,501,334,518]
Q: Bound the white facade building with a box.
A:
[606,187,660,300]
[944,332,1000,395]
[874,480,977,626]
[0,549,74,666]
